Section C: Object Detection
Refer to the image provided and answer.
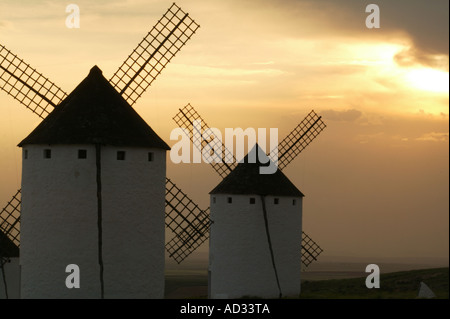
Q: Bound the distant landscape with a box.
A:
[300,267,448,299]
[165,252,449,299]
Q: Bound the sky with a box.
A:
[0,0,448,265]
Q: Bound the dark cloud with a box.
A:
[394,47,449,71]
[321,109,362,122]
[378,1,448,52]
[313,0,448,57]
[379,0,449,70]
[232,0,449,70]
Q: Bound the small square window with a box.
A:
[117,151,126,160]
[274,198,279,205]
[250,198,256,204]
[292,199,296,206]
[212,197,216,204]
[227,197,232,204]
[78,149,87,159]
[148,152,154,162]
[43,149,51,159]
[24,150,28,159]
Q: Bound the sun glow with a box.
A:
[405,68,449,93]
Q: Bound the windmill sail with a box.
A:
[173,104,237,179]
[301,231,323,267]
[165,178,210,263]
[0,45,67,119]
[273,110,326,171]
[165,210,210,264]
[0,189,21,252]
[109,3,200,105]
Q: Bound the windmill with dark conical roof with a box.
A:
[18,66,171,298]
[0,3,202,298]
[169,105,326,299]
[209,145,305,298]
[169,105,325,263]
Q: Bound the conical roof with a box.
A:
[210,144,304,197]
[18,66,170,149]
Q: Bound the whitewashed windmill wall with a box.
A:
[19,66,169,298]
[209,146,304,299]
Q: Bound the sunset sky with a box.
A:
[0,0,448,264]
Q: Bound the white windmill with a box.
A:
[209,145,305,298]
[18,65,171,298]
[169,104,326,298]
[0,3,201,299]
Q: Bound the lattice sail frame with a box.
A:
[0,189,21,253]
[301,231,323,268]
[0,45,67,119]
[170,104,326,264]
[272,110,326,171]
[165,178,210,263]
[110,3,200,105]
[173,104,237,179]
